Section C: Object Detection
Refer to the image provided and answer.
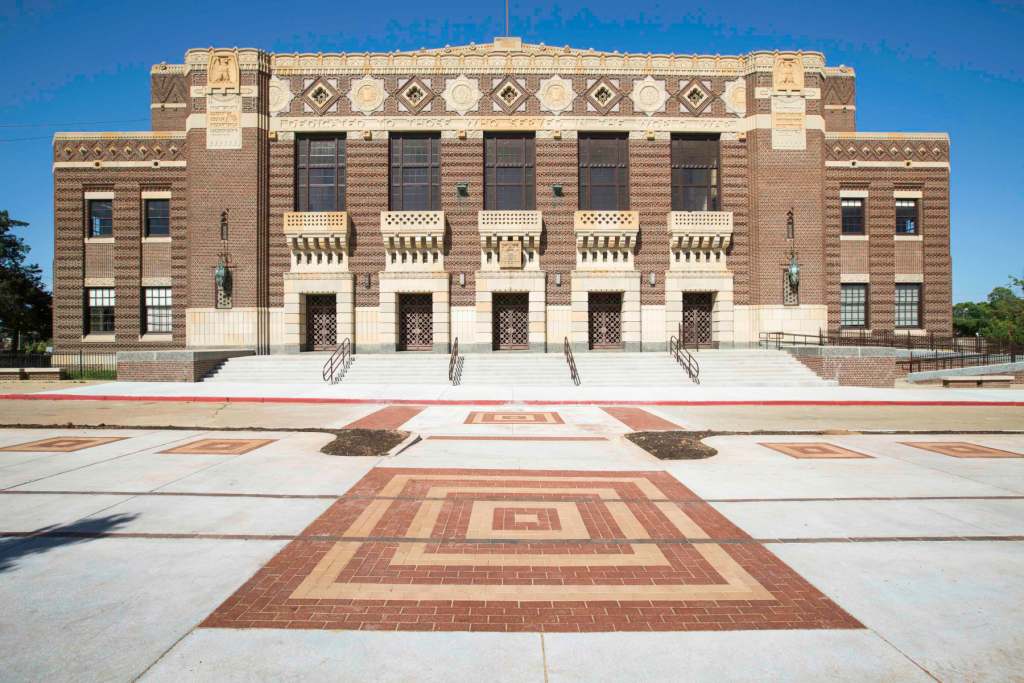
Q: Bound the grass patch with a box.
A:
[65,369,117,380]
[626,431,717,460]
[320,429,410,457]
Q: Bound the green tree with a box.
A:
[953,276,1024,343]
[0,210,52,350]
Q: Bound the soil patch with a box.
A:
[627,431,717,460]
[320,429,409,457]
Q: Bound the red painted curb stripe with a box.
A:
[1,393,1023,407]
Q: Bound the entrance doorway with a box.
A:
[398,293,433,351]
[305,294,337,351]
[681,292,714,347]
[588,292,623,350]
[492,293,529,350]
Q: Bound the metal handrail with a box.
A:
[563,337,581,386]
[448,337,461,385]
[669,335,701,384]
[321,338,352,384]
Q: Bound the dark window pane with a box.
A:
[295,135,346,211]
[144,199,170,237]
[670,134,720,211]
[895,199,919,234]
[841,198,865,235]
[88,199,113,237]
[484,133,534,211]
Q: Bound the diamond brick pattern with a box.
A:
[202,467,862,632]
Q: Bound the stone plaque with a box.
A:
[499,241,523,269]
[771,95,806,151]
[207,93,242,150]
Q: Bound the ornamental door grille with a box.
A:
[398,293,433,351]
[588,292,623,350]
[492,293,529,351]
[305,294,337,351]
[681,292,714,348]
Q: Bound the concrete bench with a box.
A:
[23,367,64,379]
[941,375,1014,388]
[0,368,24,379]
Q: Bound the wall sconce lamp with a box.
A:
[219,209,229,241]
[458,272,466,287]
[648,272,657,287]
[551,184,564,197]
[554,273,562,287]
[455,182,470,198]
[364,273,372,289]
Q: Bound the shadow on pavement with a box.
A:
[0,513,139,573]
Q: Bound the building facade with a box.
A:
[53,38,952,356]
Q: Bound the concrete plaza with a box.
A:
[0,411,1022,681]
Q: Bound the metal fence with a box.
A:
[0,351,118,379]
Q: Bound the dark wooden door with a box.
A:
[492,293,529,350]
[588,292,623,349]
[398,293,433,351]
[681,292,714,347]
[305,294,337,351]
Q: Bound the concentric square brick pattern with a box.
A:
[901,441,1023,459]
[0,436,127,453]
[202,468,861,632]
[760,442,874,459]
[465,412,564,425]
[160,438,276,455]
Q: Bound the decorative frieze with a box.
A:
[668,211,733,272]
[347,76,388,115]
[441,75,483,116]
[629,77,669,116]
[537,75,575,115]
[478,210,543,271]
[380,211,446,272]
[283,212,351,273]
[573,211,639,271]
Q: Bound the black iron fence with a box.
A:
[0,351,117,379]
[758,330,1021,374]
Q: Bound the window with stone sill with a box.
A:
[389,133,441,211]
[144,199,170,237]
[895,199,919,235]
[296,135,347,212]
[841,198,865,235]
[840,283,869,328]
[484,132,535,211]
[670,134,720,211]
[85,287,115,334]
[143,287,172,333]
[578,133,629,211]
[87,199,113,238]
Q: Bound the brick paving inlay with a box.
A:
[0,436,128,453]
[759,442,874,459]
[160,438,277,455]
[602,407,682,431]
[202,467,861,632]
[343,406,426,430]
[465,411,564,425]
[900,441,1024,458]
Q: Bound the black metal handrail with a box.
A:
[897,350,1020,374]
[448,337,461,385]
[322,338,352,384]
[669,335,701,384]
[563,337,580,386]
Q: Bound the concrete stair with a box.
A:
[202,349,833,387]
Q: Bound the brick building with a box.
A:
[52,38,952,357]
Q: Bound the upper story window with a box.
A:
[144,199,170,237]
[143,287,172,334]
[895,199,919,235]
[841,198,865,235]
[895,283,922,329]
[389,133,441,211]
[88,199,113,238]
[840,284,869,328]
[296,135,347,211]
[578,133,629,211]
[85,288,115,334]
[670,134,719,211]
[484,133,535,210]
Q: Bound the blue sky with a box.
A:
[2,0,1021,302]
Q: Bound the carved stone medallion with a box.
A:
[629,76,669,116]
[722,78,746,117]
[268,76,293,116]
[207,50,239,91]
[773,54,805,92]
[442,75,483,116]
[537,75,576,115]
[347,75,387,116]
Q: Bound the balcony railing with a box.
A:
[380,210,445,236]
[478,210,542,234]
[380,211,446,272]
[283,211,350,235]
[283,212,350,272]
[574,210,639,233]
[573,211,639,271]
[668,211,733,249]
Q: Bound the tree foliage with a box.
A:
[953,276,1024,343]
[0,210,52,350]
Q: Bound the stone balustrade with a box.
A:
[379,210,446,271]
[668,210,733,271]
[573,211,639,271]
[283,211,351,272]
